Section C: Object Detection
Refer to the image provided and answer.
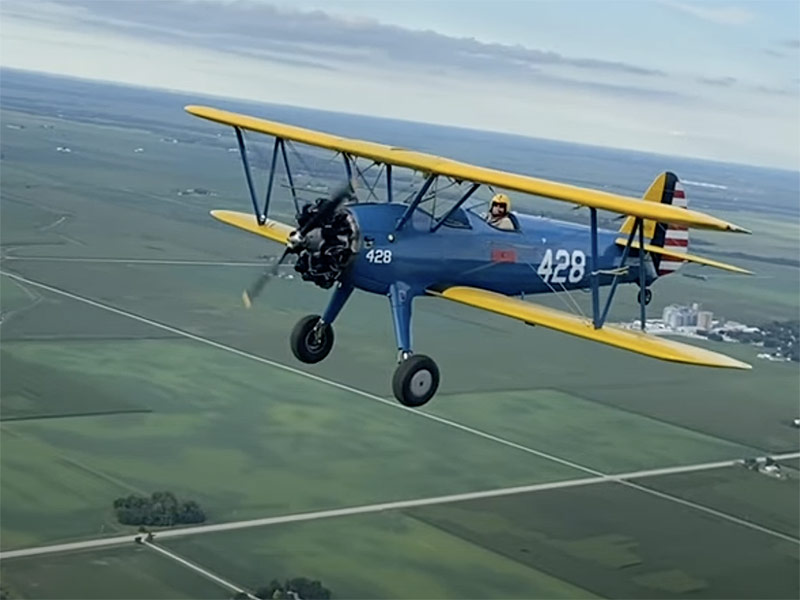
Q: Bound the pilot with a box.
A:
[485,193,515,230]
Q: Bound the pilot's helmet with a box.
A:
[491,193,511,211]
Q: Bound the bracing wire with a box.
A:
[527,263,587,319]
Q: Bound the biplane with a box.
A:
[185,105,752,407]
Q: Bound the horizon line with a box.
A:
[1,65,798,175]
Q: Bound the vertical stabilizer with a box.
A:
[619,172,689,276]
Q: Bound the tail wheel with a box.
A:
[392,355,440,407]
[637,288,653,306]
[290,314,334,363]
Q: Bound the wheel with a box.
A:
[637,288,652,306]
[392,354,440,407]
[290,314,334,363]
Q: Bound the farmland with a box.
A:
[1,70,797,599]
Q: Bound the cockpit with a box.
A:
[412,192,522,232]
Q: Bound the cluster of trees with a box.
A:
[721,319,799,362]
[113,491,205,526]
[760,320,799,361]
[232,578,332,599]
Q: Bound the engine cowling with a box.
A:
[292,199,359,288]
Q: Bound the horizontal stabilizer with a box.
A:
[429,286,751,370]
[615,238,752,275]
[210,210,293,245]
[186,105,749,234]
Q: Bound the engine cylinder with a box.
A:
[293,201,359,288]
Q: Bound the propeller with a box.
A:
[242,182,353,308]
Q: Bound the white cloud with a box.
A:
[661,1,755,25]
[0,0,797,169]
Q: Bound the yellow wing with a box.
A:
[210,210,293,244]
[186,105,749,234]
[428,286,751,369]
[616,238,753,274]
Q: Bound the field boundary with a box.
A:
[1,269,798,553]
[3,256,265,267]
[2,451,798,561]
[144,541,258,600]
[0,409,153,423]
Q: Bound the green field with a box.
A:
[0,338,582,550]
[634,464,800,538]
[164,512,598,599]
[0,546,224,599]
[427,388,752,472]
[1,78,797,600]
[407,479,800,599]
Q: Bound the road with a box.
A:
[2,452,798,561]
[144,541,259,600]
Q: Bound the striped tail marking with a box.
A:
[658,181,688,275]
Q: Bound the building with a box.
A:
[662,304,699,328]
[697,311,713,330]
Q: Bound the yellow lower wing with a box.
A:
[429,286,750,369]
[210,210,294,244]
[615,238,752,274]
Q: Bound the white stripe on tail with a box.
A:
[658,181,689,275]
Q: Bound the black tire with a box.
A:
[290,315,334,363]
[637,288,653,306]
[392,355,440,407]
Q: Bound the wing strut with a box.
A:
[343,153,353,181]
[386,164,393,204]
[278,137,300,213]
[233,128,299,223]
[234,127,264,224]
[263,137,280,221]
[431,183,480,232]
[638,216,647,330]
[590,207,600,327]
[395,174,437,230]
[588,209,646,330]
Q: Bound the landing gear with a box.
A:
[290,314,334,363]
[392,355,440,407]
[637,287,652,306]
[387,283,440,406]
[288,282,443,407]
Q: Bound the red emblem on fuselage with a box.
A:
[491,248,517,263]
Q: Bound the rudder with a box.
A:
[619,172,689,276]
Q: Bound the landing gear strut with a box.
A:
[288,282,442,407]
[290,314,334,363]
[392,355,440,407]
[387,282,440,407]
[637,287,652,306]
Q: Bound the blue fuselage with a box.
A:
[344,203,654,297]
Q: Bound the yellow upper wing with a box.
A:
[429,286,751,369]
[210,210,293,244]
[615,238,753,275]
[186,105,749,234]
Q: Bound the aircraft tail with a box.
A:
[619,172,688,276]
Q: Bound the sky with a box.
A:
[1,0,798,169]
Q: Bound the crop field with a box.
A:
[0,545,224,599]
[1,72,797,599]
[163,512,599,599]
[406,477,799,599]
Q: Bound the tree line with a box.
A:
[232,577,332,599]
[113,491,206,526]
